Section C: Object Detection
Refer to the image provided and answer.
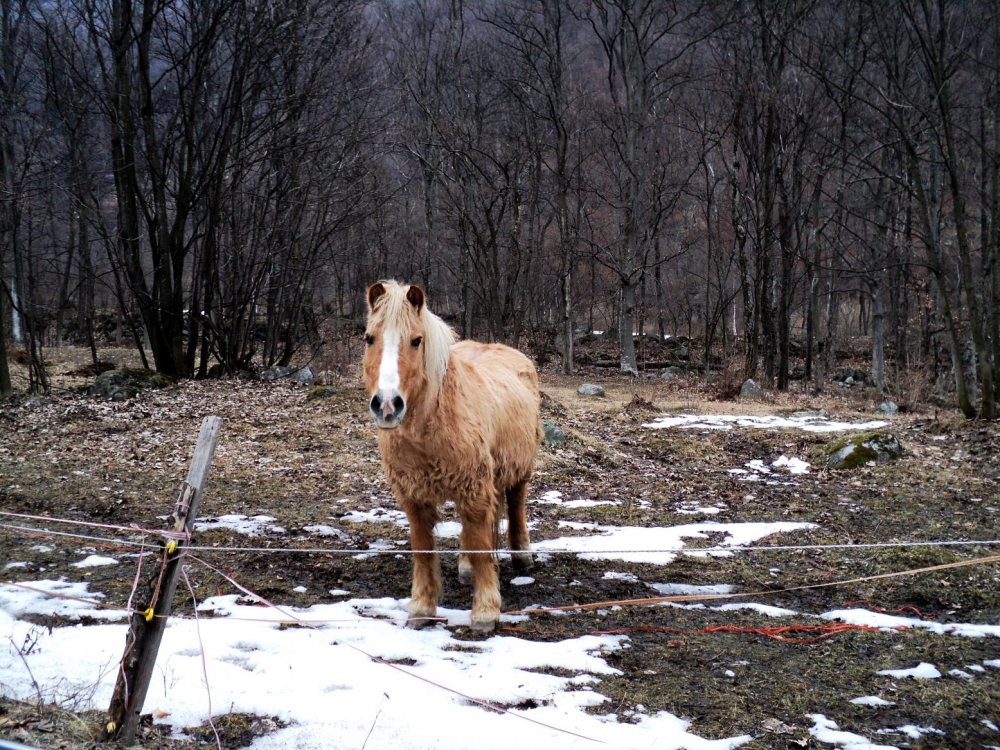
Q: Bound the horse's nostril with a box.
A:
[370,394,382,413]
[392,395,405,413]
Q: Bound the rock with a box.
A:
[739,378,763,399]
[660,367,681,381]
[542,420,567,446]
[578,383,605,397]
[877,400,899,415]
[675,346,690,361]
[260,365,291,381]
[262,365,314,385]
[833,366,868,385]
[824,432,903,470]
[307,386,339,401]
[89,368,173,401]
[22,396,50,408]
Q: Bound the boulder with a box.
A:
[660,367,681,381]
[578,383,605,397]
[824,432,903,470]
[833,367,869,385]
[262,365,314,385]
[89,368,173,401]
[877,400,899,415]
[542,420,568,446]
[739,378,763,399]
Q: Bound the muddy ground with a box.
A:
[1,345,999,749]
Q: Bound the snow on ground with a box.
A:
[339,508,409,526]
[728,455,811,484]
[851,696,895,707]
[3,547,999,749]
[821,609,1000,638]
[643,414,889,433]
[70,554,119,568]
[302,524,351,539]
[533,490,618,508]
[808,714,899,750]
[876,662,943,679]
[647,583,733,596]
[0,584,751,750]
[532,521,817,564]
[0,580,124,621]
[193,514,286,536]
[675,500,726,515]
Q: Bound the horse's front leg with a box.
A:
[459,486,501,632]
[401,499,442,628]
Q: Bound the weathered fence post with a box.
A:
[100,416,222,745]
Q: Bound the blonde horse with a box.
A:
[362,281,542,631]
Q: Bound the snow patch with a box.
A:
[644,414,888,433]
[0,587,753,750]
[850,696,895,707]
[71,555,118,568]
[194,514,286,537]
[876,662,941,679]
[534,521,816,565]
[807,714,898,750]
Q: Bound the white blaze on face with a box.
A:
[378,329,401,392]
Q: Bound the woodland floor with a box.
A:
[1,343,999,749]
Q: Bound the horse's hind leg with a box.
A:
[402,500,442,628]
[459,493,501,632]
[506,481,533,572]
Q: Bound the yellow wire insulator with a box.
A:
[165,540,177,555]
[106,721,116,734]
[142,607,155,622]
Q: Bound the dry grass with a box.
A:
[1,343,998,749]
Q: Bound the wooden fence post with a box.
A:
[100,416,222,745]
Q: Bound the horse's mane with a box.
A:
[373,281,456,386]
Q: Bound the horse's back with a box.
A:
[449,341,542,481]
[452,340,538,391]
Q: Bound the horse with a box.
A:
[362,280,542,632]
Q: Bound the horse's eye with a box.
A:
[411,336,423,348]
[364,334,375,346]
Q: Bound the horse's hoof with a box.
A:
[469,617,498,633]
[406,614,438,629]
[511,551,534,572]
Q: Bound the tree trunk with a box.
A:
[871,277,886,393]
[618,277,638,376]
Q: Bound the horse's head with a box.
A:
[363,280,455,429]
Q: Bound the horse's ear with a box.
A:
[406,285,425,312]
[367,282,387,312]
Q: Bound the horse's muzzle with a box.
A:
[370,390,406,429]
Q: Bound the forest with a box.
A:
[0,0,998,418]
